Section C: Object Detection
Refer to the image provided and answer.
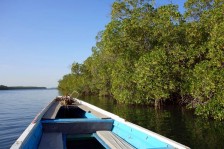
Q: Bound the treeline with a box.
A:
[58,0,224,120]
[0,85,46,90]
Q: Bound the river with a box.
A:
[0,90,224,149]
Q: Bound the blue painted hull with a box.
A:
[11,98,190,149]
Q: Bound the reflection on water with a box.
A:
[80,95,224,149]
[0,90,223,149]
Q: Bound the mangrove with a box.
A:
[58,0,224,121]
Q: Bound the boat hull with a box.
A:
[11,97,190,149]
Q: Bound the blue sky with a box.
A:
[0,0,185,88]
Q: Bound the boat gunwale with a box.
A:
[10,98,58,149]
[11,97,190,149]
[75,98,190,149]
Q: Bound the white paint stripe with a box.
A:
[75,99,125,122]
[10,98,58,149]
[11,97,190,149]
[76,98,190,149]
[11,123,35,149]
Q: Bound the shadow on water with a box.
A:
[80,95,224,149]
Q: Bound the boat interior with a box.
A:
[21,100,174,149]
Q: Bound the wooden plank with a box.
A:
[96,131,134,149]
[42,119,114,134]
[76,99,190,149]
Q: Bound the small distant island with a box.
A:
[0,85,47,90]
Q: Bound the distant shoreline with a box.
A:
[0,85,47,90]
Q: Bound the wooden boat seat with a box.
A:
[38,132,63,149]
[96,131,134,149]
[42,119,114,134]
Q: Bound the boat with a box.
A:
[11,96,190,149]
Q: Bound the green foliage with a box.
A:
[58,0,224,120]
[183,0,224,120]
[134,49,176,102]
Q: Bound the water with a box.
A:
[0,89,59,149]
[1,90,224,149]
[80,96,224,149]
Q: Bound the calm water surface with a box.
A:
[81,96,224,149]
[0,90,224,149]
[0,89,58,149]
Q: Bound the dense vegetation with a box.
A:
[58,0,224,120]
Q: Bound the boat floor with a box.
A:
[38,133,63,149]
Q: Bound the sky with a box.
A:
[0,0,185,88]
